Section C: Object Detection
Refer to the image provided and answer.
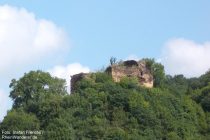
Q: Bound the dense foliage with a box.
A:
[0,61,210,139]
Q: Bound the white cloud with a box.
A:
[0,5,68,73]
[0,89,12,122]
[48,63,90,93]
[0,5,69,120]
[161,38,210,77]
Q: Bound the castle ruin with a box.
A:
[71,60,153,92]
[106,60,153,88]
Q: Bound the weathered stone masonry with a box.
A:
[106,60,153,88]
[71,60,153,92]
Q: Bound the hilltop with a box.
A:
[71,59,153,93]
[0,58,210,139]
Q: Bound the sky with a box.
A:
[0,0,210,121]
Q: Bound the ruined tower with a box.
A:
[70,60,153,93]
[106,60,153,88]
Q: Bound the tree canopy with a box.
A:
[1,61,210,139]
[9,70,67,108]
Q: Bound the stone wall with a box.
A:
[70,60,153,93]
[106,60,153,88]
[70,73,90,93]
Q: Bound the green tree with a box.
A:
[1,60,210,139]
[44,118,75,140]
[36,95,63,127]
[165,74,188,96]
[0,109,40,131]
[9,70,67,108]
[143,58,165,87]
[196,84,210,112]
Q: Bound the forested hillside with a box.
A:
[0,59,210,140]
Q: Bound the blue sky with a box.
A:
[1,0,209,67]
[1,0,210,120]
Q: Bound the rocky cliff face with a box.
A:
[71,60,153,93]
